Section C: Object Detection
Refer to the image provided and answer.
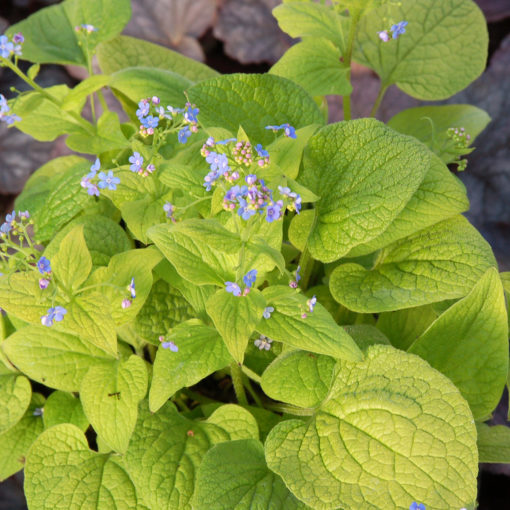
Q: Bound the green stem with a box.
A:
[298,208,318,290]
[96,89,108,114]
[265,403,315,417]
[241,365,262,384]
[230,362,248,406]
[242,375,263,407]
[369,84,388,118]
[181,388,217,405]
[342,11,361,121]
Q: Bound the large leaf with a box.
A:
[0,370,31,434]
[149,320,232,412]
[265,345,478,510]
[354,0,488,100]
[2,326,115,391]
[24,424,138,509]
[123,402,231,510]
[7,0,131,66]
[80,355,147,453]
[476,423,510,463]
[257,286,362,362]
[270,38,351,97]
[188,73,324,146]
[300,119,430,263]
[97,35,218,80]
[193,439,306,510]
[347,154,469,257]
[206,289,266,363]
[408,269,508,420]
[330,216,497,312]
[261,350,335,408]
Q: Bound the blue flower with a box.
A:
[127,277,136,299]
[254,336,273,350]
[0,222,11,234]
[5,210,16,224]
[263,306,274,319]
[295,265,301,282]
[225,185,247,202]
[238,198,256,220]
[265,123,296,138]
[159,336,179,351]
[184,103,199,124]
[225,281,241,297]
[90,158,100,173]
[86,183,99,196]
[265,125,281,131]
[141,115,159,129]
[377,30,390,42]
[307,295,317,313]
[39,278,50,290]
[129,152,144,173]
[12,33,24,44]
[216,138,236,145]
[178,126,192,144]
[255,143,269,158]
[206,152,229,173]
[37,256,51,275]
[41,306,67,327]
[136,100,150,120]
[391,21,408,39]
[163,202,175,220]
[243,269,257,288]
[0,35,14,58]
[409,504,425,510]
[98,170,120,190]
[266,201,282,223]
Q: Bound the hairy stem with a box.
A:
[265,403,315,416]
[230,362,248,406]
[370,84,388,118]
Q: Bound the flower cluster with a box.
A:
[0,32,24,59]
[135,96,199,142]
[128,151,155,177]
[446,126,472,171]
[265,123,297,139]
[278,186,302,214]
[41,306,67,327]
[81,159,120,195]
[254,335,273,351]
[158,335,178,352]
[37,256,52,290]
[0,209,30,237]
[378,21,408,42]
[74,24,98,34]
[0,93,21,126]
[225,269,257,297]
[122,277,136,309]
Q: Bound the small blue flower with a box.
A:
[254,336,273,350]
[225,281,242,297]
[141,115,159,129]
[0,35,14,59]
[184,104,199,124]
[409,504,425,510]
[295,265,301,282]
[216,138,236,145]
[245,174,257,185]
[0,222,11,234]
[39,278,50,290]
[391,20,408,39]
[255,143,269,158]
[136,100,150,120]
[90,158,100,173]
[129,152,144,173]
[265,125,281,131]
[86,182,99,196]
[263,306,274,319]
[5,210,16,224]
[127,277,136,299]
[206,152,229,173]
[41,306,67,327]
[377,30,390,42]
[98,170,120,190]
[178,126,192,144]
[163,202,175,219]
[307,295,317,313]
[37,256,51,275]
[243,269,257,288]
[238,198,256,220]
[282,123,296,139]
[162,340,178,352]
[12,33,24,44]
[266,201,282,223]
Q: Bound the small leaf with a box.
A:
[149,320,232,412]
[80,355,147,453]
[0,372,31,434]
[265,345,478,510]
[193,439,306,510]
[205,405,259,441]
[61,75,112,111]
[409,268,508,420]
[43,391,88,431]
[206,289,266,363]
[2,326,115,391]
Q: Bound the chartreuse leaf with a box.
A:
[476,423,510,463]
[354,0,488,100]
[149,320,232,412]
[148,223,237,286]
[300,119,430,263]
[206,405,259,441]
[10,85,87,141]
[123,402,231,510]
[257,286,362,362]
[342,324,391,351]
[272,2,347,51]
[61,75,112,111]
[347,154,469,257]
[97,35,219,80]
[100,167,157,207]
[0,368,31,434]
[331,216,497,313]
[0,272,53,324]
[408,269,508,420]
[80,355,147,453]
[109,67,191,108]
[265,345,478,510]
[24,424,138,509]
[377,305,438,351]
[43,214,132,267]
[7,0,131,66]
[134,278,194,343]
[0,393,45,481]
[261,350,335,408]
[271,39,351,97]
[206,289,266,363]
[52,226,92,292]
[188,74,324,147]
[2,326,115,391]
[193,439,307,510]
[388,105,490,162]
[43,391,88,431]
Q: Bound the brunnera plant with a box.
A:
[0,0,509,509]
